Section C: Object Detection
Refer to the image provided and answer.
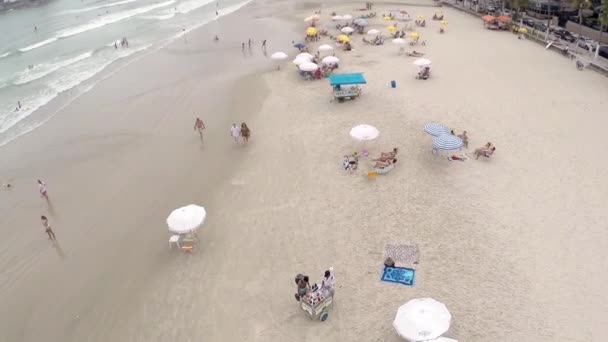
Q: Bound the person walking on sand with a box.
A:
[240,122,251,143]
[38,179,48,201]
[41,215,56,240]
[242,42,245,51]
[248,38,251,49]
[230,123,241,144]
[261,40,267,49]
[194,117,206,139]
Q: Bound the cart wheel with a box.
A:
[320,311,329,321]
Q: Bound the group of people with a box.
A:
[415,19,426,27]
[373,147,398,169]
[294,268,335,304]
[230,123,251,144]
[342,152,359,173]
[37,179,55,240]
[194,118,251,144]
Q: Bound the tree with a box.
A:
[571,0,591,50]
[595,1,608,59]
[507,0,529,25]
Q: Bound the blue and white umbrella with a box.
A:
[432,135,463,152]
[424,122,451,137]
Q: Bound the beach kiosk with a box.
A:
[328,73,366,102]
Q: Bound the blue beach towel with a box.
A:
[381,266,415,286]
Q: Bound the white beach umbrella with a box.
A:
[392,38,406,45]
[166,204,207,234]
[432,134,463,152]
[413,58,432,67]
[332,15,344,21]
[393,298,452,341]
[293,56,311,65]
[270,51,288,60]
[318,44,334,52]
[298,62,319,72]
[296,52,314,60]
[424,122,451,137]
[321,56,339,65]
[350,124,379,141]
[367,29,380,35]
[341,26,355,34]
[342,14,353,20]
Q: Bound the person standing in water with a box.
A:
[194,117,206,140]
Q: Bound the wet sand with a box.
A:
[1,1,608,341]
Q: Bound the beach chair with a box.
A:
[373,164,395,175]
[180,238,194,253]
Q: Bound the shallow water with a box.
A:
[0,0,251,146]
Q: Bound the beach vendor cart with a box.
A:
[328,73,366,102]
[166,204,206,253]
[300,288,333,321]
[297,268,335,322]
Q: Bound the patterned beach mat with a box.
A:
[385,244,420,265]
[381,266,415,286]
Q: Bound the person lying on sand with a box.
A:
[373,148,398,161]
[374,158,397,168]
[407,51,424,57]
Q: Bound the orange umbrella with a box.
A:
[497,15,511,23]
[482,15,496,22]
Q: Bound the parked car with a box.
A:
[599,45,608,59]
[522,17,535,27]
[553,29,576,42]
[534,23,548,32]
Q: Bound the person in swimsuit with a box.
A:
[296,275,310,301]
[374,158,397,168]
[240,122,251,143]
[41,215,56,240]
[38,179,48,200]
[373,148,398,161]
[194,118,206,139]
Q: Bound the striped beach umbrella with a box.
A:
[433,134,463,152]
[424,122,450,137]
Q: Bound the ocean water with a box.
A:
[0,0,253,146]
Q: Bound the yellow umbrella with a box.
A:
[518,27,528,33]
[337,34,350,43]
[417,15,425,20]
[306,27,318,36]
[440,20,448,25]
[387,25,397,33]
[383,16,392,21]
[409,32,419,39]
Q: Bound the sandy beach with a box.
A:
[1,0,608,341]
